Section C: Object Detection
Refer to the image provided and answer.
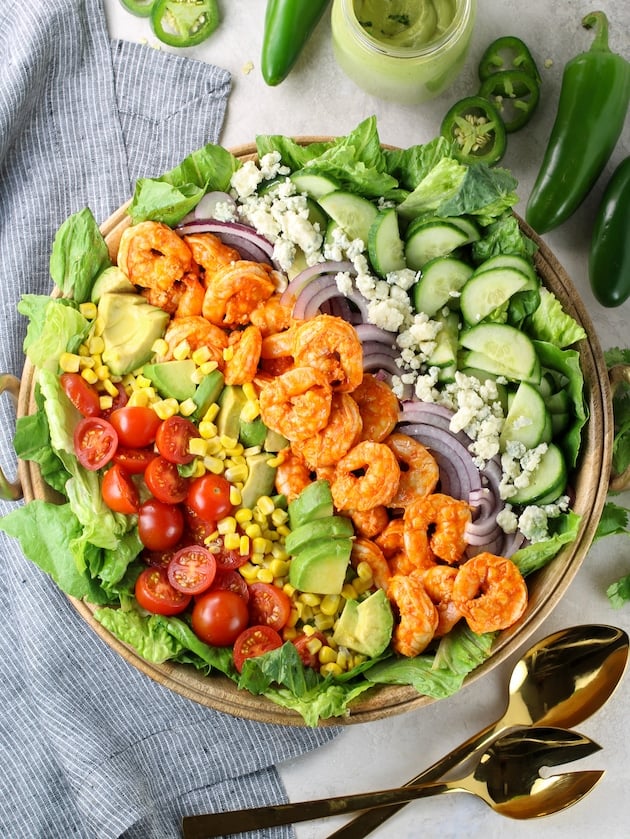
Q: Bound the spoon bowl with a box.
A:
[181,727,605,837]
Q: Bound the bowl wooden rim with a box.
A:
[16,140,614,726]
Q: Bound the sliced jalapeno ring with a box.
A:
[440,95,507,166]
[119,0,156,16]
[478,35,542,86]
[150,0,219,48]
[479,69,541,133]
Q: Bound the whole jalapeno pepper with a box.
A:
[478,35,541,86]
[589,156,630,307]
[440,95,507,166]
[479,68,540,133]
[526,11,630,235]
[261,0,330,86]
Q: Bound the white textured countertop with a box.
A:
[104,2,630,837]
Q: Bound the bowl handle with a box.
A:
[609,364,630,492]
[0,373,23,501]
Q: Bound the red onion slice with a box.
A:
[176,219,276,265]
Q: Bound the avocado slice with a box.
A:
[239,416,268,448]
[288,480,334,530]
[216,385,247,440]
[240,452,277,509]
[264,427,289,453]
[332,589,393,657]
[284,516,354,556]
[98,292,169,376]
[91,266,135,303]
[143,359,197,401]
[191,369,224,422]
[289,538,352,595]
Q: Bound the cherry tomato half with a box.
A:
[101,462,139,514]
[156,416,199,465]
[114,446,157,475]
[109,405,162,449]
[137,498,184,551]
[60,372,101,417]
[214,541,250,571]
[212,569,250,602]
[167,545,217,596]
[248,582,292,631]
[183,504,217,546]
[74,416,118,471]
[191,590,249,647]
[186,473,233,522]
[233,625,283,674]
[100,381,129,418]
[145,455,189,504]
[292,631,327,670]
[135,566,191,616]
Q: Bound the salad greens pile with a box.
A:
[1,117,587,725]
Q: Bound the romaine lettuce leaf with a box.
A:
[49,207,111,303]
[511,510,582,576]
[19,296,90,371]
[528,287,587,347]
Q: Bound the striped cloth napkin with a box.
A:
[0,2,339,837]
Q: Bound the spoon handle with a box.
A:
[324,719,503,839]
[181,780,454,838]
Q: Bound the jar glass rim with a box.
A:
[339,0,474,59]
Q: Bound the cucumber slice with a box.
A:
[460,267,530,325]
[368,207,406,277]
[500,381,552,451]
[446,215,480,242]
[427,310,459,368]
[305,197,328,232]
[412,256,474,316]
[317,191,378,244]
[459,323,540,383]
[291,171,341,198]
[474,253,538,286]
[404,219,469,270]
[506,442,567,504]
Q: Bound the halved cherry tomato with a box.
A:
[109,405,162,449]
[114,446,157,475]
[183,504,217,546]
[60,372,101,417]
[212,569,250,602]
[248,582,292,630]
[186,473,233,522]
[214,537,250,571]
[143,547,177,569]
[74,416,118,471]
[156,416,199,464]
[233,625,283,673]
[135,566,191,615]
[101,462,139,514]
[137,498,184,551]
[167,545,217,595]
[191,590,249,647]
[292,631,327,670]
[145,455,189,504]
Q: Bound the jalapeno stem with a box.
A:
[582,11,609,52]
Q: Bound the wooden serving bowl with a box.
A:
[9,142,617,725]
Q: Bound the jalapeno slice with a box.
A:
[119,0,156,16]
[150,0,219,48]
[440,95,507,166]
[479,69,540,133]
[478,35,542,86]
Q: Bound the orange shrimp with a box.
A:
[375,518,405,559]
[384,432,440,508]
[293,392,362,469]
[452,552,528,634]
[352,373,400,442]
[258,366,332,442]
[117,221,196,291]
[349,505,390,540]
[274,449,313,502]
[250,294,294,337]
[330,441,400,512]
[420,565,462,637]
[223,325,262,385]
[403,493,471,567]
[292,314,363,392]
[202,260,277,327]
[183,232,240,281]
[351,537,391,590]
[159,316,228,363]
[260,322,301,360]
[386,573,438,657]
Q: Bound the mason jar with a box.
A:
[331,0,477,105]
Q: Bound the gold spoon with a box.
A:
[181,726,604,836]
[325,622,628,838]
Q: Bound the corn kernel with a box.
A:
[314,614,335,631]
[173,340,191,360]
[103,378,120,397]
[245,523,263,540]
[300,605,314,622]
[203,403,221,422]
[78,343,90,357]
[336,648,351,670]
[133,374,152,389]
[235,508,253,524]
[276,524,291,539]
[59,352,81,373]
[318,644,338,664]
[229,486,242,507]
[356,561,374,582]
[223,532,241,551]
[191,346,212,364]
[198,420,217,440]
[320,594,341,616]
[217,516,237,535]
[306,636,324,655]
[282,626,299,641]
[152,338,169,356]
[153,399,179,420]
[271,508,288,527]
[253,507,268,525]
[240,401,260,422]
[79,302,98,319]
[250,552,265,566]
[266,455,283,468]
[127,389,151,407]
[353,577,373,594]
[257,495,275,516]
[203,456,224,474]
[81,368,98,384]
[283,583,296,598]
[320,662,343,677]
[252,536,270,555]
[269,558,290,578]
[179,398,197,417]
[256,567,274,584]
[190,460,205,478]
[300,592,321,607]
[188,437,208,458]
[239,562,259,582]
[342,583,359,600]
[224,464,248,484]
[79,355,95,369]
[239,534,250,556]
[219,434,238,450]
[99,395,113,411]
[242,382,257,402]
[286,607,300,628]
[222,345,234,362]
[270,544,289,561]
[94,365,111,382]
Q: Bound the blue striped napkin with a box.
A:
[0,2,339,837]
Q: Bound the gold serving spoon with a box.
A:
[181,726,603,836]
[324,622,628,839]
